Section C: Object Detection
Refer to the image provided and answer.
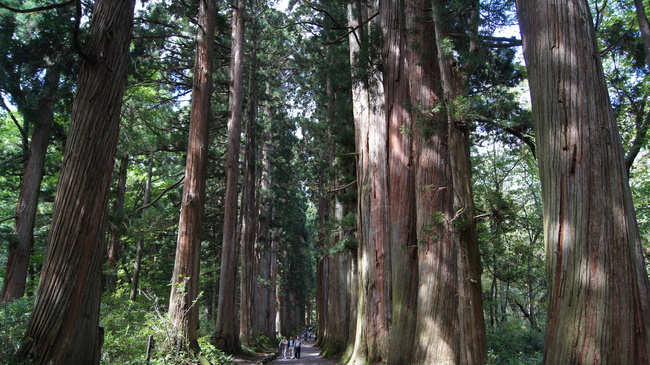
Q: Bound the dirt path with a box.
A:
[270,340,339,365]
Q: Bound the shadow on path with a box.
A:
[271,340,339,365]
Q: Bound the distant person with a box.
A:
[288,336,295,358]
[294,338,302,359]
[279,337,288,359]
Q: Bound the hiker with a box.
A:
[279,337,288,359]
[294,338,302,359]
[288,336,295,359]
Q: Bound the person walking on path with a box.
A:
[268,339,338,364]
[288,337,295,359]
[294,338,302,359]
[279,337,288,359]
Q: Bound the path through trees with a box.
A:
[270,341,338,365]
[2,1,650,364]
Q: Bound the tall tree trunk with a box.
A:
[105,153,128,293]
[347,1,391,363]
[240,49,259,346]
[255,83,276,339]
[168,0,215,354]
[2,66,60,302]
[382,1,418,363]
[216,0,245,354]
[515,0,650,363]
[405,2,486,363]
[17,0,136,362]
[130,152,153,301]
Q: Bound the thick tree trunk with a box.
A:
[347,0,391,363]
[2,66,60,302]
[17,0,135,363]
[216,0,245,354]
[168,0,215,354]
[515,0,650,363]
[407,2,486,363]
[382,1,418,363]
[105,153,128,293]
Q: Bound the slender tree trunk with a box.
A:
[2,66,60,302]
[216,0,246,354]
[168,0,215,354]
[634,0,650,69]
[130,152,153,301]
[17,0,136,362]
[515,0,650,362]
[240,50,259,346]
[105,153,128,293]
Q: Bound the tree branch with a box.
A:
[475,115,536,158]
[0,215,17,224]
[329,180,357,193]
[0,0,74,13]
[0,96,26,140]
[130,175,184,216]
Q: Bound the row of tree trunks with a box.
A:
[216,0,246,354]
[18,0,136,362]
[515,0,650,363]
[168,0,215,355]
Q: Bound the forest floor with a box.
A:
[234,340,340,365]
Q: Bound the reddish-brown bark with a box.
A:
[168,0,215,354]
[2,67,60,302]
[18,0,136,362]
[516,0,650,362]
[216,0,246,354]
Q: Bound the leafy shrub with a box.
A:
[101,291,233,364]
[486,318,543,365]
[0,296,33,364]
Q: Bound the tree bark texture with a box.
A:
[255,85,277,340]
[347,0,391,363]
[3,66,60,302]
[18,0,135,363]
[515,0,650,363]
[381,1,419,363]
[168,0,215,354]
[240,55,259,346]
[432,2,487,362]
[216,0,245,354]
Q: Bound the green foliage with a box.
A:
[0,296,33,364]
[486,318,544,365]
[101,291,234,364]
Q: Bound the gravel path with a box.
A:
[270,340,339,365]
